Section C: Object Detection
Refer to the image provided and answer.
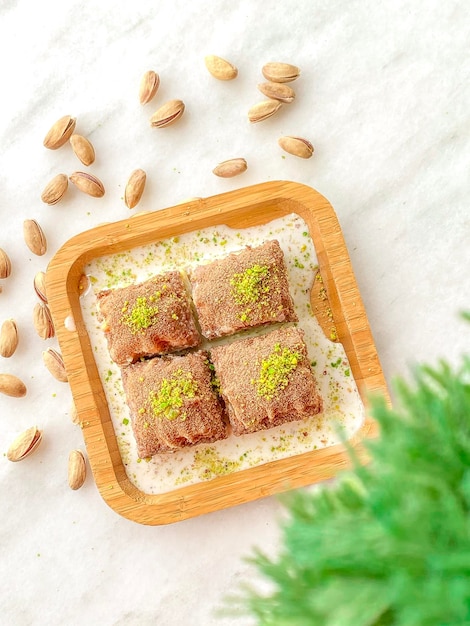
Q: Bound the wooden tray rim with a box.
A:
[46,180,388,525]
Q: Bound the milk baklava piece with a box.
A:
[96,271,200,365]
[121,351,227,458]
[188,239,297,339]
[210,326,322,436]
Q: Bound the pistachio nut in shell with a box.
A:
[7,426,42,462]
[204,55,238,80]
[43,115,76,149]
[34,271,48,303]
[0,319,19,358]
[124,169,147,209]
[41,173,68,205]
[0,373,27,397]
[70,134,95,166]
[257,81,295,103]
[150,99,185,128]
[278,136,314,159]
[23,219,47,256]
[212,158,247,178]
[139,70,160,105]
[33,302,55,340]
[68,449,86,490]
[0,248,12,279]
[261,62,300,83]
[248,99,282,123]
[69,172,105,198]
[42,348,68,382]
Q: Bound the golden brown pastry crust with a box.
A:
[210,326,322,436]
[189,240,297,339]
[121,351,227,458]
[97,271,200,365]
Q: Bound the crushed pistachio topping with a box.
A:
[253,343,302,400]
[230,264,271,322]
[230,264,269,305]
[121,294,160,334]
[148,368,198,421]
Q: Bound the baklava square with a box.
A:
[188,240,297,339]
[121,351,227,458]
[210,326,322,436]
[97,271,200,365]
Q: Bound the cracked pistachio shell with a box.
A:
[7,427,42,462]
[278,136,314,159]
[42,348,68,382]
[150,99,185,128]
[261,62,300,83]
[69,172,105,198]
[257,81,295,103]
[0,248,11,279]
[43,115,76,149]
[248,99,282,123]
[139,70,160,104]
[41,173,68,205]
[68,449,86,490]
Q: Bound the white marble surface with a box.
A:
[1,1,469,624]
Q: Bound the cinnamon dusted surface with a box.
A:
[97,271,200,365]
[121,351,227,458]
[211,326,322,436]
[80,214,364,494]
[189,239,297,339]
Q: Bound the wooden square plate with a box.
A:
[46,181,388,525]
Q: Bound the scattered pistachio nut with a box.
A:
[0,373,27,397]
[213,158,248,178]
[278,136,314,159]
[0,248,11,279]
[139,70,160,105]
[204,55,238,80]
[43,115,76,150]
[34,271,48,303]
[0,320,19,358]
[124,169,147,209]
[33,302,55,339]
[257,81,295,103]
[7,426,42,462]
[23,219,47,256]
[41,173,68,205]
[150,99,185,128]
[70,134,95,166]
[43,348,67,382]
[68,449,86,490]
[248,99,282,123]
[69,172,105,198]
[261,62,300,83]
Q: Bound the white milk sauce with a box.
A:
[80,213,364,494]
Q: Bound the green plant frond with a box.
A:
[234,352,470,625]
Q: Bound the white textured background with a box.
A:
[0,1,469,625]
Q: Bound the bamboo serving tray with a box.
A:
[46,181,388,525]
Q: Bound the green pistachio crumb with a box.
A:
[253,343,302,400]
[149,369,198,421]
[230,264,270,306]
[121,295,160,334]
